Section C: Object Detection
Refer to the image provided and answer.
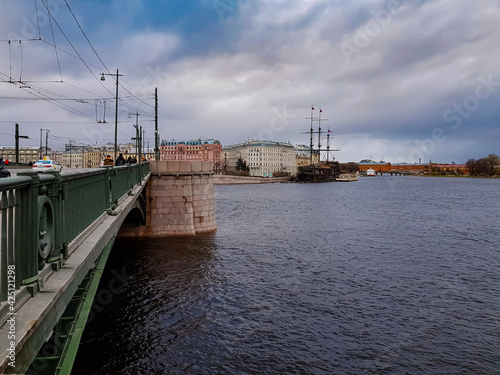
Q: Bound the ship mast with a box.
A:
[303,106,339,165]
[317,108,327,162]
[305,105,317,165]
[326,128,330,163]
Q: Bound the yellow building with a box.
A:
[0,146,40,164]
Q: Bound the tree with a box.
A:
[346,162,359,173]
[467,157,492,176]
[236,156,248,172]
[485,154,500,175]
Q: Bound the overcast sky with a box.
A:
[1,0,499,163]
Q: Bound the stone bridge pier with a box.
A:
[120,161,217,237]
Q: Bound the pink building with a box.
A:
[160,139,222,173]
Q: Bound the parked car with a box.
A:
[32,159,62,172]
[0,165,10,178]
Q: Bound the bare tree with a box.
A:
[485,154,500,175]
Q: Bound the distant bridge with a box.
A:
[0,161,216,374]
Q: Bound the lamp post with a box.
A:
[132,124,139,163]
[15,123,29,165]
[101,69,123,163]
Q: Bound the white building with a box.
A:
[223,140,296,176]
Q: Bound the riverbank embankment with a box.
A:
[213,175,291,185]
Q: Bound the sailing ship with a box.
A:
[294,106,341,183]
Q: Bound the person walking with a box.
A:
[103,155,114,166]
[115,153,126,166]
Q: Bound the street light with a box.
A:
[100,69,123,163]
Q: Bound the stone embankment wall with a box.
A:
[121,161,216,237]
[213,175,291,185]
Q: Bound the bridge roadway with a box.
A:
[0,163,151,374]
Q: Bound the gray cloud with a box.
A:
[1,0,499,163]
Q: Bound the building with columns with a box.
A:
[0,146,40,164]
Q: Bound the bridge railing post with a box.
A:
[16,172,41,288]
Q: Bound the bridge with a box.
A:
[0,161,216,374]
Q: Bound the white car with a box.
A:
[32,159,62,172]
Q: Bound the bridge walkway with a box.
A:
[0,163,150,374]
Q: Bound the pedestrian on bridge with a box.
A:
[103,155,114,166]
[115,153,126,166]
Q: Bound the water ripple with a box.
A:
[74,177,500,374]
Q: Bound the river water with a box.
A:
[73,176,500,374]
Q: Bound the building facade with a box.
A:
[223,140,296,176]
[0,146,40,164]
[358,159,428,174]
[294,144,320,173]
[160,139,222,172]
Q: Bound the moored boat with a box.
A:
[366,168,376,176]
[336,173,359,182]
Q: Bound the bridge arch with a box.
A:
[122,192,147,227]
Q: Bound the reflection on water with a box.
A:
[74,177,500,374]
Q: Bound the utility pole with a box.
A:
[101,69,123,162]
[142,128,145,159]
[69,139,72,168]
[39,128,49,159]
[155,87,159,161]
[139,126,143,162]
[45,129,50,157]
[131,127,139,162]
[15,123,29,165]
[130,111,140,162]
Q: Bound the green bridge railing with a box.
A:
[0,162,149,305]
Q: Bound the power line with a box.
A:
[42,0,63,81]
[34,0,42,39]
[63,0,108,75]
[37,0,113,97]
[0,94,146,101]
[0,2,156,127]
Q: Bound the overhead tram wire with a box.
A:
[1,4,153,117]
[34,0,42,39]
[71,2,156,111]
[38,1,114,98]
[0,120,143,124]
[60,1,155,112]
[0,95,140,101]
[36,40,152,116]
[1,80,151,120]
[42,0,63,81]
[32,36,154,115]
[2,3,154,123]
[63,0,108,74]
[15,85,96,121]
